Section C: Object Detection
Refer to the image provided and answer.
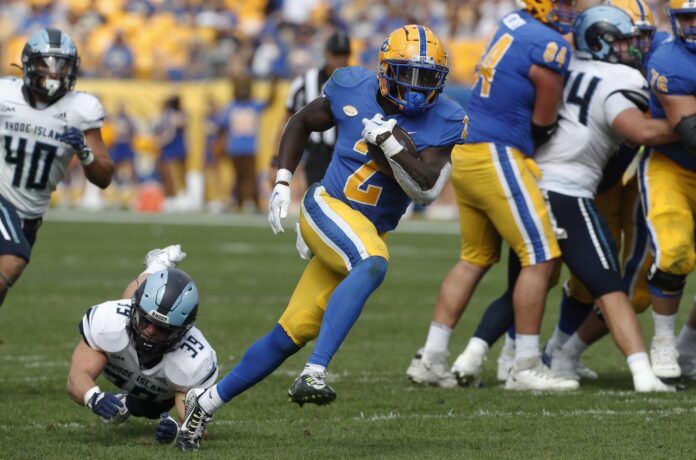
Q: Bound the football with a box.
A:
[366,124,419,178]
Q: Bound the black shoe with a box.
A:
[288,372,336,407]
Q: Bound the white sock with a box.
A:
[626,352,652,377]
[300,363,326,376]
[515,334,539,361]
[677,324,696,354]
[423,321,452,354]
[198,385,225,415]
[652,312,677,338]
[546,326,570,354]
[502,333,515,352]
[468,336,490,354]
[561,333,588,360]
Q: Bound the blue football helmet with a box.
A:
[573,5,642,68]
[129,268,199,356]
[21,27,80,104]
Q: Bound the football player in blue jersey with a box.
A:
[173,25,468,451]
[407,0,579,391]
[638,0,696,380]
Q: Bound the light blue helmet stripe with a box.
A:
[137,268,199,327]
[417,25,427,57]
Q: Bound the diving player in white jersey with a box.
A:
[67,245,218,444]
[450,6,677,391]
[0,27,113,307]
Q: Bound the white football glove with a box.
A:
[268,182,291,234]
[295,223,313,260]
[361,114,401,158]
[361,113,397,143]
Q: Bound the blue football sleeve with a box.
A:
[529,40,570,75]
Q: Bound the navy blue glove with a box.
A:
[59,126,93,163]
[87,391,124,420]
[156,412,180,444]
[59,126,87,152]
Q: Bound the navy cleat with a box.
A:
[288,372,336,407]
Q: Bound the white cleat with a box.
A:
[633,371,676,392]
[406,348,457,388]
[451,338,488,387]
[497,345,515,382]
[650,336,681,379]
[505,357,580,391]
[144,244,187,269]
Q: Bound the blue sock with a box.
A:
[308,256,388,367]
[216,324,300,402]
[558,292,593,336]
[507,325,515,340]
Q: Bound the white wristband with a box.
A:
[80,151,95,166]
[379,135,404,159]
[276,168,292,184]
[84,385,101,407]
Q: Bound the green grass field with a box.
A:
[0,212,694,459]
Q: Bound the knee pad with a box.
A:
[647,265,686,297]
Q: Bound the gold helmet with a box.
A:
[520,0,577,33]
[668,0,696,50]
[377,25,448,115]
[609,0,656,54]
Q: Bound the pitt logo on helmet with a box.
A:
[521,0,577,34]
[669,0,696,51]
[377,25,448,115]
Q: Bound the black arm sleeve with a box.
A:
[675,113,696,156]
[531,121,558,149]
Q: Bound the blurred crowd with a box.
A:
[0,0,528,81]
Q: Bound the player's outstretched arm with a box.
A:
[529,64,564,148]
[655,93,696,154]
[67,340,107,405]
[612,107,679,146]
[269,97,335,233]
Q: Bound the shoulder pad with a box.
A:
[164,328,218,391]
[329,66,375,89]
[435,95,466,121]
[68,91,105,130]
[80,300,131,353]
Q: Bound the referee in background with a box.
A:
[279,29,351,186]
